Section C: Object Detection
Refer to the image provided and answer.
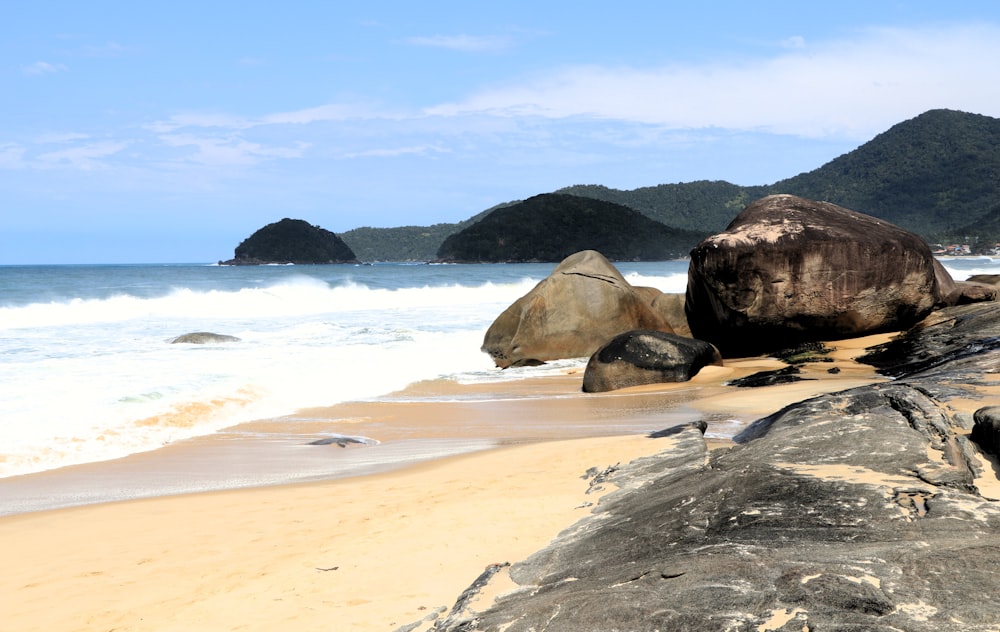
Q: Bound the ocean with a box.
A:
[0,260,695,479]
[1,257,995,481]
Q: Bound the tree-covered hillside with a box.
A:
[223,218,357,264]
[555,181,770,233]
[338,109,1000,260]
[339,223,462,262]
[435,193,707,262]
[773,109,1000,241]
[339,203,510,261]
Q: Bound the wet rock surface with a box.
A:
[169,331,242,344]
[685,194,951,357]
[425,304,1000,631]
[581,330,722,393]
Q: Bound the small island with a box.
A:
[219,218,359,265]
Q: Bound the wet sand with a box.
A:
[0,334,894,631]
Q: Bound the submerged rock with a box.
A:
[169,332,241,344]
[725,365,808,388]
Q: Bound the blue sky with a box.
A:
[4,2,1000,263]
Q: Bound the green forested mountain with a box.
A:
[555,181,770,233]
[774,109,1000,243]
[339,223,464,262]
[339,203,508,261]
[339,109,1000,260]
[435,193,707,262]
[560,109,1000,244]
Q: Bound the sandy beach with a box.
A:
[0,334,893,631]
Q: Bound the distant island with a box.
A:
[219,218,358,265]
[435,193,707,262]
[336,109,1000,261]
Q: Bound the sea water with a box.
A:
[1,258,993,479]
[0,260,693,478]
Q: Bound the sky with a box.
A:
[3,2,1000,264]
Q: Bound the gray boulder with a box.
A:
[481,250,675,368]
[686,194,951,356]
[582,329,722,392]
[169,332,242,344]
[426,303,1000,631]
[635,288,691,337]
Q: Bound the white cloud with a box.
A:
[404,34,514,53]
[36,132,91,144]
[145,112,252,133]
[147,102,386,134]
[35,141,130,170]
[780,35,806,49]
[21,61,68,76]
[344,144,449,159]
[0,143,26,169]
[80,41,129,57]
[260,103,382,125]
[423,23,1000,140]
[159,133,308,166]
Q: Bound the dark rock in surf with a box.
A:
[307,435,377,448]
[169,332,242,344]
[581,330,722,393]
[856,302,1000,378]
[726,365,809,388]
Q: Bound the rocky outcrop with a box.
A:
[169,332,241,344]
[857,302,1000,378]
[635,288,691,337]
[221,218,358,265]
[426,303,1000,631]
[581,330,722,393]
[481,250,676,368]
[685,194,952,357]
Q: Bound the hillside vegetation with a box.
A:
[223,218,357,264]
[436,193,707,262]
[338,109,1000,260]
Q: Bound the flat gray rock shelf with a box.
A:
[421,303,1000,631]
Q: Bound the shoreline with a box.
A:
[0,333,889,516]
[1,333,893,631]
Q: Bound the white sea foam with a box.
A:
[937,257,1000,281]
[0,273,556,478]
[3,255,985,480]
[0,259,775,478]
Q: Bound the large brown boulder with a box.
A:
[634,288,691,337]
[941,272,1000,306]
[482,250,675,368]
[686,194,950,357]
